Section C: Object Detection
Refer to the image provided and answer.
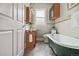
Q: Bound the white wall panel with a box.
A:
[0,3,13,18]
[17,30,24,55]
[14,3,18,20]
[18,4,23,22]
[0,31,13,56]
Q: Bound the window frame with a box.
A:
[35,9,46,24]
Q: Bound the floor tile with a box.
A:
[24,42,55,56]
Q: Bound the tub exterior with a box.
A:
[49,39,79,56]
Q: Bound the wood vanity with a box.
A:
[24,30,37,50]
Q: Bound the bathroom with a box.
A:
[0,3,79,56]
[24,3,79,56]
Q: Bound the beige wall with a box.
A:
[32,8,53,38]
[31,3,53,38]
[55,3,79,39]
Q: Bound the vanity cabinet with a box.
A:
[24,30,36,50]
[49,3,60,20]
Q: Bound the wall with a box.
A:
[30,3,53,39]
[55,3,79,39]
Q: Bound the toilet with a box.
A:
[43,29,56,43]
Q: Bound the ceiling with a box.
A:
[30,3,53,10]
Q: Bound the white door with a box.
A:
[0,3,25,56]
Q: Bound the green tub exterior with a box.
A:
[48,39,79,56]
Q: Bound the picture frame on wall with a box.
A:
[67,3,79,10]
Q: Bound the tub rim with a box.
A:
[46,34,79,50]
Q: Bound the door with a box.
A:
[0,3,25,56]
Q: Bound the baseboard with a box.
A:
[17,48,24,56]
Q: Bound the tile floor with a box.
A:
[24,41,55,56]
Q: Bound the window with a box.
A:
[35,9,45,24]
